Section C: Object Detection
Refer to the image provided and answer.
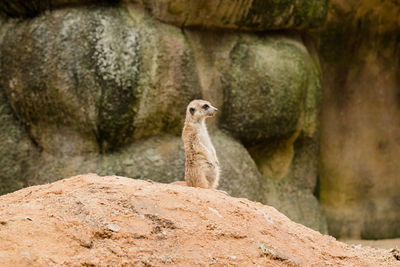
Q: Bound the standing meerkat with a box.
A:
[182,100,220,189]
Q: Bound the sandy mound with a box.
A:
[0,174,398,266]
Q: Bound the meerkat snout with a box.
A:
[201,103,218,116]
[182,100,220,189]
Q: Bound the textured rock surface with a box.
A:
[99,135,185,183]
[0,87,37,194]
[127,6,201,141]
[255,136,327,233]
[137,0,328,30]
[0,6,200,153]
[0,174,398,266]
[1,7,139,154]
[318,0,400,239]
[212,131,265,202]
[221,34,313,144]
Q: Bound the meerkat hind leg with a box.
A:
[205,167,219,189]
[186,171,210,189]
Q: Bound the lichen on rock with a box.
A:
[221,35,310,145]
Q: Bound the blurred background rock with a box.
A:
[0,0,398,240]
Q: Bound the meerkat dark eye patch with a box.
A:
[202,104,209,110]
[189,107,195,115]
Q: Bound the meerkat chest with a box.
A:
[198,128,211,149]
[196,123,216,158]
[196,123,208,142]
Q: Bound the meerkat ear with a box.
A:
[189,108,195,115]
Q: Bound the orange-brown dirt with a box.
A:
[0,174,398,266]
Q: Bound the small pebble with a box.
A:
[208,207,223,218]
[21,252,30,258]
[262,212,274,225]
[80,240,93,249]
[24,216,32,221]
[107,223,120,232]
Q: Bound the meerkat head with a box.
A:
[186,99,218,123]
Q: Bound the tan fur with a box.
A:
[182,100,220,189]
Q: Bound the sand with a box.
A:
[0,174,398,266]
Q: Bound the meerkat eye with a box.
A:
[202,104,209,110]
[189,107,195,115]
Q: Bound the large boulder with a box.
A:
[221,34,311,145]
[1,7,139,154]
[0,6,200,154]
[318,0,400,239]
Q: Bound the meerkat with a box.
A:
[182,99,220,189]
